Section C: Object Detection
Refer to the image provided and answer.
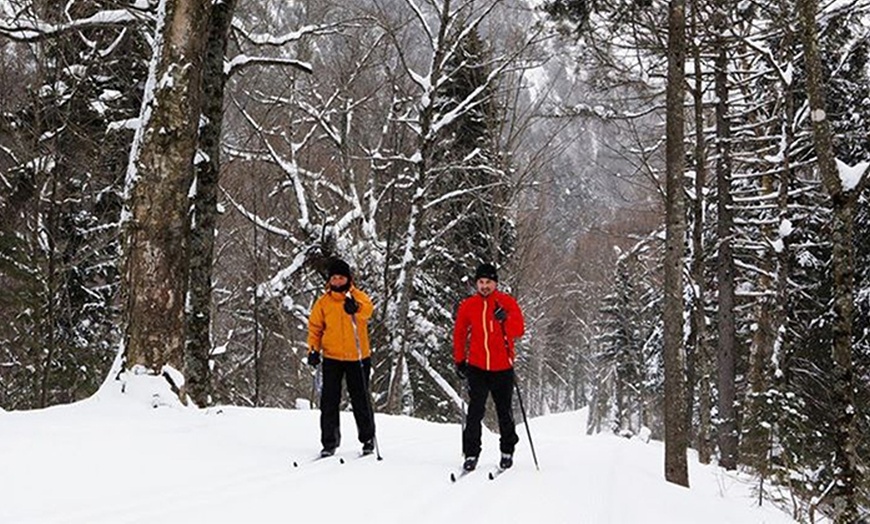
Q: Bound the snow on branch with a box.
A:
[257,250,309,301]
[0,8,146,42]
[429,27,548,138]
[422,181,501,211]
[402,0,435,49]
[836,159,870,193]
[738,36,793,86]
[224,55,312,78]
[408,348,466,413]
[0,142,18,165]
[232,21,345,47]
[435,0,500,76]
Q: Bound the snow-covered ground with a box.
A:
[0,376,800,524]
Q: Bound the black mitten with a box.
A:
[344,296,359,314]
[494,306,507,322]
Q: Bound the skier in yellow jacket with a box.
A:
[307,258,376,457]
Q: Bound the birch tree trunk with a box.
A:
[797,0,861,519]
[663,0,689,487]
[123,0,211,382]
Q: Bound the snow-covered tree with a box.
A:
[121,0,212,390]
[0,0,147,408]
[593,240,663,437]
[216,0,548,420]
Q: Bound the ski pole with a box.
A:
[350,308,382,461]
[462,369,470,426]
[499,317,540,471]
[311,361,322,409]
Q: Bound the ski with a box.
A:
[293,448,381,468]
[292,453,345,468]
[487,467,508,480]
[449,468,477,482]
[349,451,379,462]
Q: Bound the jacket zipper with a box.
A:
[482,299,491,370]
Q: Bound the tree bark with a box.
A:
[663,0,689,487]
[742,169,775,471]
[386,0,452,414]
[713,2,738,471]
[123,0,212,379]
[796,0,860,519]
[185,0,237,407]
[689,2,712,463]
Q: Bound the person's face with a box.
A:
[476,277,497,297]
[329,274,349,289]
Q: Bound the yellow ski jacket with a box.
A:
[307,285,374,361]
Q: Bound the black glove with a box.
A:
[344,295,359,315]
[456,362,468,378]
[494,306,507,322]
[307,351,321,367]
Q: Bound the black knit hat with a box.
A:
[326,258,352,280]
[474,263,498,282]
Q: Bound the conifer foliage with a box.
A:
[541,0,870,517]
[0,1,147,408]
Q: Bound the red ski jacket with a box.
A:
[453,290,525,371]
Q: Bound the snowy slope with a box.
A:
[0,377,800,524]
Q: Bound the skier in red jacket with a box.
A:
[453,263,525,472]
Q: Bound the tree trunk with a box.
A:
[741,169,775,471]
[796,0,861,519]
[387,2,452,414]
[689,6,712,463]
[39,175,58,408]
[123,0,212,380]
[771,2,794,478]
[385,162,423,413]
[663,0,689,487]
[714,3,738,471]
[184,0,237,407]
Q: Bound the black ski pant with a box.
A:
[320,357,375,450]
[462,366,519,458]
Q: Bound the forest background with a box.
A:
[0,0,868,522]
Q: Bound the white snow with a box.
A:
[0,9,138,40]
[0,375,800,524]
[524,65,552,103]
[778,218,794,239]
[99,89,123,102]
[835,158,869,192]
[107,118,140,132]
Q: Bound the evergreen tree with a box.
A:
[415,26,518,421]
[593,240,663,437]
[0,1,147,408]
